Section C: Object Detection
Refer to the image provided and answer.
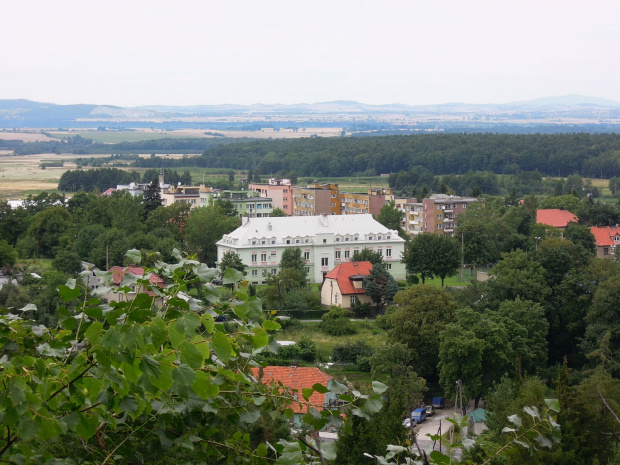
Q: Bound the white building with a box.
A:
[216,214,406,284]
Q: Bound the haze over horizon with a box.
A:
[2,1,618,108]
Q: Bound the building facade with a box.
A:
[320,261,374,308]
[293,183,340,216]
[249,178,294,215]
[340,188,395,216]
[216,214,406,284]
[422,194,480,236]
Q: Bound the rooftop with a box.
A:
[325,261,373,295]
[536,209,578,228]
[590,226,620,247]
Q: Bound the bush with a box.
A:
[332,340,374,364]
[351,300,372,318]
[320,306,357,336]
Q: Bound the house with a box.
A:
[536,209,578,229]
[321,261,374,308]
[102,266,165,305]
[161,185,202,209]
[250,366,339,426]
[216,214,406,284]
[590,226,620,258]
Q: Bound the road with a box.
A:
[411,410,462,461]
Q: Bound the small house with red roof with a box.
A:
[590,226,620,259]
[250,366,338,426]
[536,209,578,229]
[320,261,373,308]
[102,266,165,305]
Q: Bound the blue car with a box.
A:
[411,407,427,424]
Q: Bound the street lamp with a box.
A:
[535,236,541,251]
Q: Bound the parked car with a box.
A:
[432,397,445,409]
[411,407,427,424]
[425,405,435,416]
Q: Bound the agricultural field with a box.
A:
[0,131,58,142]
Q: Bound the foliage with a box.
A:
[376,201,405,237]
[142,178,162,218]
[388,286,457,381]
[0,250,385,464]
[270,208,288,217]
[219,250,247,277]
[184,206,240,265]
[350,248,383,265]
[332,340,374,364]
[538,194,581,213]
[0,240,17,268]
[320,306,357,336]
[403,233,461,285]
[363,263,399,310]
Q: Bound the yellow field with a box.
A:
[0,131,59,142]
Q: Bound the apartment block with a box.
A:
[249,178,294,215]
[293,183,340,216]
[341,188,395,216]
[421,194,480,236]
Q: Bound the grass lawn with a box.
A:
[277,320,388,361]
[420,275,471,287]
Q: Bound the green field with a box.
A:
[50,131,186,143]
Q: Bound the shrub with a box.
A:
[332,340,374,364]
[320,306,357,336]
[351,300,372,318]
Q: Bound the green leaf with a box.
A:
[223,267,244,285]
[240,409,261,424]
[523,406,540,419]
[100,328,121,350]
[76,414,98,440]
[139,355,162,378]
[284,408,295,419]
[251,329,269,349]
[256,443,268,458]
[84,321,104,345]
[16,418,38,442]
[329,380,348,395]
[201,314,215,334]
[194,264,218,283]
[429,450,451,464]
[312,383,328,394]
[192,371,219,399]
[462,438,476,451]
[320,441,337,461]
[125,249,141,265]
[302,388,314,401]
[180,341,204,369]
[534,434,553,448]
[262,320,281,331]
[211,332,233,362]
[372,381,388,394]
[58,285,81,302]
[544,398,560,413]
[172,364,196,385]
[361,396,383,414]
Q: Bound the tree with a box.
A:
[388,285,457,381]
[351,248,383,265]
[184,206,240,265]
[363,263,398,311]
[218,250,246,277]
[376,201,404,237]
[0,240,17,268]
[142,178,162,218]
[0,250,383,464]
[270,207,287,217]
[52,249,82,275]
[402,233,461,286]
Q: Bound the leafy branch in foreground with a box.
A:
[0,249,385,465]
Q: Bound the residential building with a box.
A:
[320,261,374,308]
[249,366,338,426]
[536,209,578,229]
[293,183,340,216]
[161,185,202,209]
[403,201,424,235]
[102,266,165,306]
[249,178,293,215]
[590,226,620,258]
[422,194,480,236]
[340,188,394,216]
[199,189,274,217]
[216,214,406,284]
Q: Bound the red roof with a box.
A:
[250,366,333,413]
[324,261,373,295]
[590,226,620,247]
[536,209,578,229]
[101,188,116,196]
[109,266,164,295]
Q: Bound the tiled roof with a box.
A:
[101,188,116,196]
[250,366,332,413]
[536,209,578,228]
[325,261,373,295]
[108,266,164,295]
[590,226,620,247]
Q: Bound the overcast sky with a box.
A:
[1,0,618,107]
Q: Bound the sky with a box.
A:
[1,0,619,107]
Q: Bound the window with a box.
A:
[271,239,275,244]
[378,236,382,240]
[262,269,267,276]
[286,239,291,244]
[344,250,350,259]
[463,203,467,208]
[252,269,258,276]
[271,269,277,275]
[437,214,442,220]
[386,248,392,257]
[251,253,257,263]
[386,263,392,270]
[604,247,609,255]
[368,236,373,241]
[335,251,341,259]
[261,240,266,244]
[387,235,391,240]
[305,238,309,243]
[334,293,338,304]
[437,224,442,229]
[252,240,256,245]
[321,257,329,267]
[296,239,300,244]
[304,252,310,260]
[350,295,357,304]
[305,267,310,273]
[323,239,327,243]
[336,237,341,242]
[261,253,267,262]
[378,249,383,256]
[345,236,350,241]
[354,235,359,241]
